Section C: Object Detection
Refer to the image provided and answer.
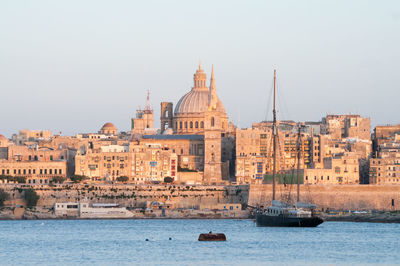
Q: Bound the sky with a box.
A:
[1,0,399,138]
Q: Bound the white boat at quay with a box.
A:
[53,202,134,219]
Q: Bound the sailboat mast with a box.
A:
[296,125,301,203]
[272,67,277,201]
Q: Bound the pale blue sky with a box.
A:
[1,0,399,137]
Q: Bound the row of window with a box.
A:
[28,179,49,184]
[1,168,62,175]
[104,156,128,161]
[306,175,331,181]
[177,121,204,130]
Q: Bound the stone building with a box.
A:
[304,152,360,184]
[0,144,69,184]
[131,91,155,135]
[12,130,52,145]
[75,142,177,183]
[140,135,204,171]
[160,64,228,135]
[0,135,10,148]
[372,124,400,156]
[157,64,234,184]
[369,156,400,184]
[321,114,370,140]
[235,126,312,184]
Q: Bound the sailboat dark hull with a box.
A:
[256,213,323,227]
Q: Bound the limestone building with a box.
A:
[157,64,234,184]
[160,64,228,135]
[370,156,400,184]
[321,114,370,140]
[131,91,155,134]
[0,144,69,184]
[75,142,177,183]
[12,130,52,145]
[304,152,360,184]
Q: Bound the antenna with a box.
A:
[145,89,151,111]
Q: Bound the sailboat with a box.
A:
[255,67,323,227]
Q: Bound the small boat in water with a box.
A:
[198,232,226,241]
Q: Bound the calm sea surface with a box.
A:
[0,219,399,265]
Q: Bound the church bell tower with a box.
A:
[203,65,223,184]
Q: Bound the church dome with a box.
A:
[0,134,6,140]
[102,122,115,129]
[174,65,226,116]
[100,122,117,135]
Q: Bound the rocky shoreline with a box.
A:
[321,212,400,223]
[2,208,400,223]
[0,207,250,220]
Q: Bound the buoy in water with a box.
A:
[198,232,226,241]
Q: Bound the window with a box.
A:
[185,122,188,129]
[211,117,215,127]
[180,122,182,129]
[190,121,193,128]
[201,121,204,128]
[50,155,53,161]
[195,121,198,128]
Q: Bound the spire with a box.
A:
[198,60,202,71]
[208,64,218,110]
[210,64,216,92]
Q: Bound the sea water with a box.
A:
[0,219,399,265]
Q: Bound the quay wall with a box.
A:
[3,183,400,213]
[248,184,400,211]
[2,184,249,209]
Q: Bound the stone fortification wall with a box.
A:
[2,184,249,209]
[249,184,400,211]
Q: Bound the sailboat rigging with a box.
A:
[255,66,324,227]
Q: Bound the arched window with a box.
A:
[201,121,204,128]
[175,122,178,129]
[185,122,188,129]
[211,117,215,127]
[180,122,182,129]
[195,121,198,128]
[190,121,193,128]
